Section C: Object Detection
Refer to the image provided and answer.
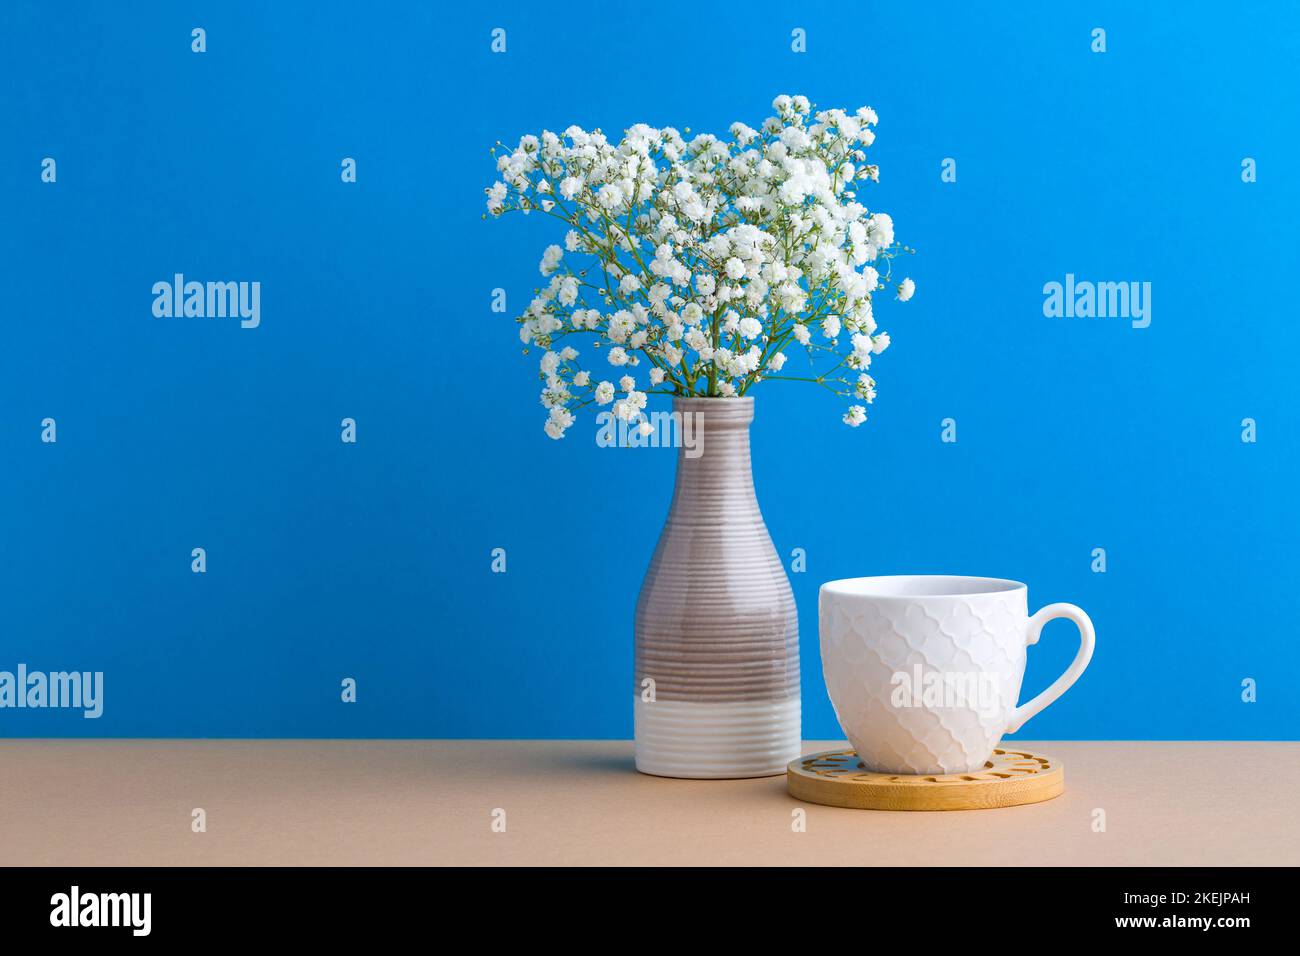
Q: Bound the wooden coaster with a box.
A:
[787,748,1064,811]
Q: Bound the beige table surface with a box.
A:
[1,740,1295,866]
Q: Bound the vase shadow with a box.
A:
[547,749,637,774]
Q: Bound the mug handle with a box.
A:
[1004,603,1095,733]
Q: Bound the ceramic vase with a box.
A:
[633,397,800,778]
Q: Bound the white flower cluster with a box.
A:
[485,94,915,438]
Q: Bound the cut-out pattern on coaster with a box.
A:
[787,748,1064,811]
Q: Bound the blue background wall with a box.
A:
[1,2,1295,738]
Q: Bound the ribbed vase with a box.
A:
[633,397,800,778]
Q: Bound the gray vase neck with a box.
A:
[669,396,757,511]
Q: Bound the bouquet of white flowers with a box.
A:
[485,94,914,439]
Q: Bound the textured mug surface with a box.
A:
[819,575,1094,775]
[634,397,800,779]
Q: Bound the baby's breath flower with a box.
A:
[487,95,914,435]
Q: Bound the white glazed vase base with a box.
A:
[633,696,800,779]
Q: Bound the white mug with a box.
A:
[818,575,1095,775]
